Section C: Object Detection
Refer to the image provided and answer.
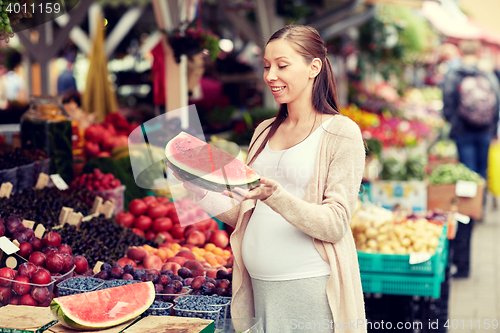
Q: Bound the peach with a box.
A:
[176,250,196,260]
[206,268,217,279]
[143,254,163,270]
[126,247,148,262]
[167,256,187,266]
[183,260,204,271]
[161,262,181,275]
[117,257,137,268]
[209,230,229,249]
[159,242,175,249]
[186,230,206,247]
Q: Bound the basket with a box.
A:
[0,275,56,307]
[56,276,104,297]
[17,162,35,192]
[357,225,448,275]
[174,295,231,330]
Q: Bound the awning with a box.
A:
[422,1,500,45]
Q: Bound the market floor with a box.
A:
[447,194,500,333]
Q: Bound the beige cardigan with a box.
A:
[196,114,367,332]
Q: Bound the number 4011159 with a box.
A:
[6,2,62,14]
[444,319,498,329]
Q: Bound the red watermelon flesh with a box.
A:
[165,132,260,192]
[50,282,154,330]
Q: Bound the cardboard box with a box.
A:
[123,316,215,333]
[427,183,484,220]
[370,181,427,212]
[0,305,57,333]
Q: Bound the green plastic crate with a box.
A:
[359,226,449,298]
[357,225,448,275]
[360,269,444,298]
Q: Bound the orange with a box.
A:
[198,249,206,256]
[215,255,224,265]
[207,257,219,266]
[158,249,169,262]
[222,250,231,257]
[165,248,175,258]
[171,243,181,251]
[205,243,216,252]
[213,247,223,256]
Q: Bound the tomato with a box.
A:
[152,217,173,232]
[156,197,171,205]
[84,125,104,143]
[115,212,135,228]
[129,199,148,216]
[170,225,186,239]
[84,142,100,158]
[147,203,169,219]
[145,230,157,241]
[168,209,180,224]
[157,231,174,243]
[133,215,153,231]
[132,228,146,237]
[142,196,157,206]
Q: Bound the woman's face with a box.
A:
[263,39,314,106]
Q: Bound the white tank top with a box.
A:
[242,117,333,281]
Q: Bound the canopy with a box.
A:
[422,1,500,45]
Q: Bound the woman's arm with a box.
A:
[260,121,365,243]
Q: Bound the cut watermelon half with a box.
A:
[50,281,155,330]
[165,131,260,192]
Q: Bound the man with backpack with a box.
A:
[443,39,500,189]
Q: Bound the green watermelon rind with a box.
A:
[50,282,155,331]
[165,132,260,193]
[167,159,261,193]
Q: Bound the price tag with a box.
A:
[59,207,74,225]
[22,220,35,230]
[35,173,49,190]
[93,261,104,275]
[5,256,17,269]
[453,212,471,224]
[0,236,20,255]
[154,233,166,245]
[455,180,478,198]
[67,212,84,228]
[100,201,115,218]
[34,224,46,239]
[91,197,103,215]
[50,174,69,191]
[0,182,13,198]
[409,252,432,265]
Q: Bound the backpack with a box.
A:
[457,72,498,127]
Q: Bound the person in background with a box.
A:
[1,48,28,106]
[57,52,77,95]
[443,39,500,215]
[169,25,366,332]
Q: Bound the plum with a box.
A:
[73,256,88,274]
[29,252,46,267]
[18,262,38,279]
[19,294,38,306]
[42,231,62,248]
[46,253,65,273]
[201,282,216,295]
[32,268,51,285]
[31,287,50,303]
[5,216,22,235]
[110,264,124,278]
[177,267,192,279]
[18,242,33,258]
[13,276,31,295]
[0,267,16,287]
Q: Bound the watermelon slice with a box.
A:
[50,282,155,330]
[165,132,260,192]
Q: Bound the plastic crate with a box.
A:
[357,225,448,275]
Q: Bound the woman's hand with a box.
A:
[166,161,208,200]
[221,177,280,201]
